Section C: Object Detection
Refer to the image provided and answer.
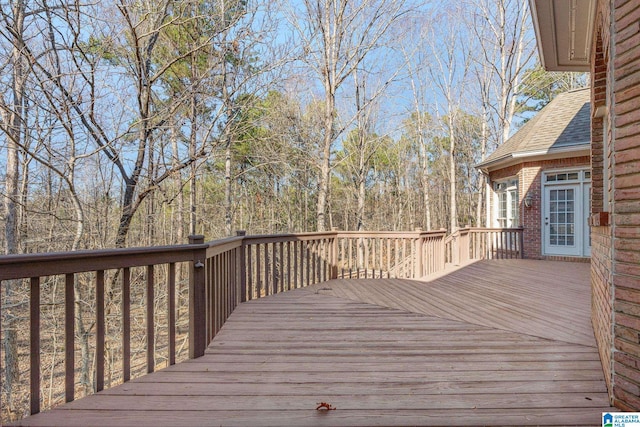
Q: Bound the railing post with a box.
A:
[331,227,339,279]
[518,227,524,259]
[189,235,207,359]
[414,228,423,279]
[461,225,470,264]
[452,231,460,266]
[440,229,447,271]
[236,231,247,302]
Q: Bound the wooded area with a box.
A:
[1,0,586,422]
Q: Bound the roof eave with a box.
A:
[529,0,596,72]
[476,144,591,173]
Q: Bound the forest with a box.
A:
[2,0,586,421]
[1,0,588,252]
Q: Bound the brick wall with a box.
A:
[487,156,590,260]
[590,0,615,404]
[592,224,613,396]
[520,164,542,259]
[611,0,640,411]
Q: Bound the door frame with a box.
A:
[541,169,591,257]
[584,182,591,257]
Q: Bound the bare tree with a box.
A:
[426,5,472,232]
[290,0,409,231]
[0,0,27,415]
[400,21,436,231]
[468,0,534,144]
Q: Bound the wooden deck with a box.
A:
[14,259,613,426]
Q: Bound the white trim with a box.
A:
[477,145,590,173]
[493,177,519,228]
[512,144,591,158]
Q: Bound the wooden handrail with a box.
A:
[0,243,208,281]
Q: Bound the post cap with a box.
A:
[188,235,205,244]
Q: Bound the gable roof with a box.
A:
[476,88,591,172]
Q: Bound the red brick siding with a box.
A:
[611,0,640,411]
[592,224,613,396]
[592,115,605,213]
[586,0,615,405]
[590,12,614,401]
[487,157,590,259]
[520,165,542,259]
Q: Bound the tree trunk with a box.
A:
[189,115,197,236]
[448,114,457,232]
[2,2,25,415]
[115,182,137,248]
[316,95,334,232]
[357,173,366,232]
[171,121,184,244]
[224,138,233,235]
[420,140,432,231]
[477,110,488,227]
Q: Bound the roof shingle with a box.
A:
[477,88,590,169]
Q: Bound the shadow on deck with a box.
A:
[14,259,612,426]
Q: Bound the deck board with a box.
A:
[13,259,613,426]
[308,259,595,346]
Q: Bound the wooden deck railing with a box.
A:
[0,241,208,417]
[445,227,524,264]
[336,230,446,279]
[0,227,472,420]
[241,232,337,301]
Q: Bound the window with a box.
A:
[546,172,580,182]
[494,179,519,227]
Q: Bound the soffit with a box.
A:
[529,0,597,71]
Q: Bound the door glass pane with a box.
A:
[509,189,518,227]
[548,188,575,247]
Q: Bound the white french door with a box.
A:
[544,184,582,256]
[544,185,581,256]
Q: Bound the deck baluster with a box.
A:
[123,267,131,382]
[30,277,40,415]
[168,263,176,366]
[188,235,207,359]
[64,273,74,403]
[96,270,105,391]
[146,265,155,373]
